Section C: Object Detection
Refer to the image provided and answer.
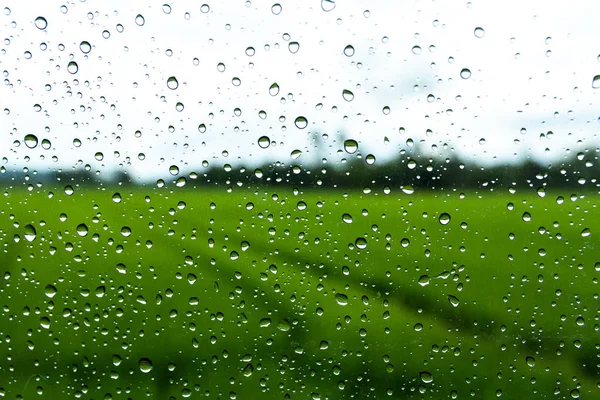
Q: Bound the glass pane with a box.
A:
[1,1,598,398]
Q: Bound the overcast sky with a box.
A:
[1,0,599,180]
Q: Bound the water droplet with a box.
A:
[460,68,472,79]
[135,14,145,26]
[418,275,430,286]
[243,364,254,377]
[34,16,48,30]
[245,46,255,56]
[44,284,57,298]
[342,89,354,101]
[169,165,179,175]
[200,4,210,13]
[448,295,460,307]
[321,0,336,12]
[402,185,415,194]
[24,224,37,242]
[271,3,282,15]
[24,134,38,149]
[439,213,451,225]
[67,61,78,74]
[400,238,410,248]
[167,76,179,90]
[343,139,358,154]
[294,116,308,129]
[258,136,270,148]
[593,75,600,89]
[162,4,171,14]
[121,226,132,237]
[139,358,153,373]
[355,237,367,249]
[525,356,536,367]
[522,212,532,222]
[288,42,300,53]
[259,318,271,327]
[297,201,307,211]
[269,82,280,96]
[420,371,433,383]
[343,45,355,56]
[474,27,485,38]
[112,193,122,203]
[79,41,91,54]
[412,45,422,55]
[335,293,348,305]
[76,223,89,237]
[342,213,353,224]
[291,149,302,159]
[581,228,591,237]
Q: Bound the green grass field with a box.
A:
[0,184,598,399]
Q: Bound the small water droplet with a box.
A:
[474,27,485,38]
[525,356,536,367]
[522,212,532,222]
[343,45,355,57]
[460,68,472,79]
[135,14,145,26]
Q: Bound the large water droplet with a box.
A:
[288,42,300,54]
[76,223,89,237]
[342,89,354,101]
[321,0,336,12]
[167,76,179,90]
[342,213,353,224]
[24,224,37,242]
[135,14,145,26]
[269,82,280,96]
[24,134,38,149]
[355,237,367,249]
[34,16,48,30]
[271,3,282,15]
[139,358,153,373]
[593,75,600,89]
[343,45,355,57]
[294,116,308,129]
[439,213,451,225]
[335,293,348,305]
[67,61,78,74]
[474,27,485,38]
[44,284,57,298]
[448,295,460,307]
[343,139,358,154]
[79,41,91,54]
[258,136,270,149]
[420,371,433,383]
[460,68,472,79]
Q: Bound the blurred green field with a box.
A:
[0,184,598,399]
